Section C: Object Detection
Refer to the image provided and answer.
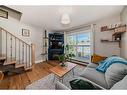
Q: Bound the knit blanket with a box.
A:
[96,56,127,73]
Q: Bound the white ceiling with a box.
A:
[8,6,124,31]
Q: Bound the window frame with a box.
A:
[66,29,93,62]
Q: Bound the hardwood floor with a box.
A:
[0,61,60,89]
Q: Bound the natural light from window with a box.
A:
[66,30,91,63]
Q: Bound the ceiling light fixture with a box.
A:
[61,14,71,25]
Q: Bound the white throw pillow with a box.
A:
[111,75,127,90]
[105,63,127,88]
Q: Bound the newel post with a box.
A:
[0,71,4,81]
[31,43,35,69]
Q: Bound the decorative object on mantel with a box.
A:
[100,23,126,32]
[101,26,108,32]
[0,9,8,19]
[22,29,30,37]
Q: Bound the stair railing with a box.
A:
[0,27,35,69]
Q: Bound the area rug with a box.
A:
[26,65,85,90]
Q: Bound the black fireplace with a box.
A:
[48,33,64,60]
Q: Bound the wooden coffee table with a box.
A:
[50,62,77,83]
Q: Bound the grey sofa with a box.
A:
[55,63,127,90]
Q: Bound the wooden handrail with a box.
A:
[0,27,35,69]
[0,27,30,46]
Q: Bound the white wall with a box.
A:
[0,11,122,62]
[0,16,44,63]
[64,15,121,57]
[120,6,127,59]
[94,15,121,57]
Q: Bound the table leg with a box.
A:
[59,77,63,83]
[61,78,63,83]
[53,74,55,83]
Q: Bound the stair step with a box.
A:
[15,64,25,68]
[4,58,16,65]
[24,67,32,71]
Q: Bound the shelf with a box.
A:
[43,37,48,39]
[101,40,120,43]
[43,46,48,47]
[112,32,125,36]
[101,25,126,32]
[41,53,48,55]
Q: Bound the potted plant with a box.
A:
[58,45,75,67]
[58,54,66,67]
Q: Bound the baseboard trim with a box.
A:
[67,59,89,66]
[35,60,44,64]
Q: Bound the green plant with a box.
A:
[57,54,66,67]
[65,44,75,60]
[66,53,75,60]
[57,45,75,63]
[58,54,65,62]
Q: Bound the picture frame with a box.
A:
[22,29,30,37]
[0,9,8,19]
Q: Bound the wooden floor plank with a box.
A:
[0,78,10,89]
[0,62,56,89]
[20,73,30,89]
[0,61,81,89]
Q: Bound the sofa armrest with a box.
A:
[87,63,98,68]
[55,81,70,90]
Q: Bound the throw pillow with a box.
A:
[70,79,95,90]
[105,63,127,88]
[91,54,106,64]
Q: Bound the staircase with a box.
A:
[0,27,35,75]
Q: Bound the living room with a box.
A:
[0,4,127,91]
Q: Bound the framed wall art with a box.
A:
[22,29,30,37]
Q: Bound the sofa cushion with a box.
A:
[80,67,108,89]
[105,63,127,88]
[87,63,98,68]
[111,75,127,90]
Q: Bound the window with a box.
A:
[66,30,92,62]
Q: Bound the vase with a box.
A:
[60,62,66,67]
